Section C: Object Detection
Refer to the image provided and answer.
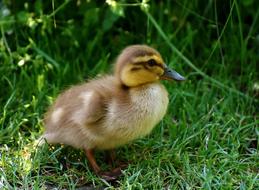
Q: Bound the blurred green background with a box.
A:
[0,0,258,189]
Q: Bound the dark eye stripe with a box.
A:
[132,61,146,65]
[132,60,164,69]
[131,67,142,71]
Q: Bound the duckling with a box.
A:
[41,45,185,180]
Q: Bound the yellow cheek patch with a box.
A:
[121,65,159,87]
[154,67,164,76]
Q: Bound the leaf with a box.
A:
[102,9,119,32]
[16,11,29,24]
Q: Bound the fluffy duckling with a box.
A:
[41,45,185,180]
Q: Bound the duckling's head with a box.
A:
[115,45,185,87]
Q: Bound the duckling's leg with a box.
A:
[106,150,128,170]
[85,149,101,173]
[105,149,116,166]
[85,149,120,181]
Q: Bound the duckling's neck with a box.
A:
[120,82,160,90]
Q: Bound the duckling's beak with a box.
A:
[160,65,186,81]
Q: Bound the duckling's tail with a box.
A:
[34,136,47,148]
[34,133,55,148]
[35,133,59,148]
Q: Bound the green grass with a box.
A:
[0,0,258,189]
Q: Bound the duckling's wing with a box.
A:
[77,90,106,125]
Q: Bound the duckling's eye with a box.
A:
[147,59,157,67]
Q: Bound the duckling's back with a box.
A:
[42,75,119,149]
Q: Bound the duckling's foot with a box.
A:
[98,168,123,181]
[85,148,127,181]
[117,163,128,170]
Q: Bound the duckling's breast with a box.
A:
[97,83,169,149]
